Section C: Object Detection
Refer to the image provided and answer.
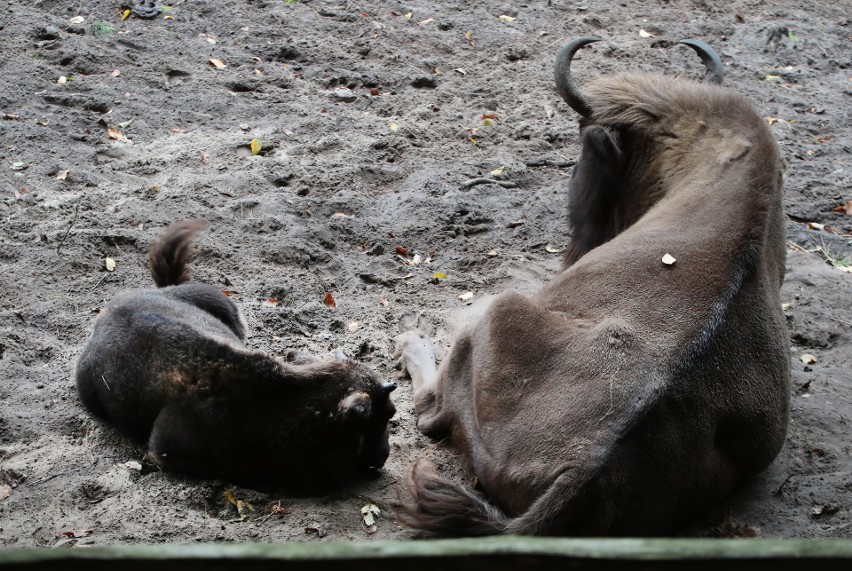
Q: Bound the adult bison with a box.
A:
[394,38,789,535]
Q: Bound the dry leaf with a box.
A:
[347,321,360,332]
[766,116,779,125]
[832,201,852,216]
[781,303,793,311]
[122,460,142,471]
[379,295,389,307]
[262,298,278,308]
[481,113,499,120]
[0,484,11,501]
[545,243,562,254]
[639,29,654,38]
[361,503,381,527]
[389,122,399,132]
[764,74,781,82]
[107,128,128,142]
[250,138,262,155]
[395,245,409,257]
[433,273,447,280]
[69,16,85,24]
[111,69,120,77]
[800,354,817,365]
[209,59,227,69]
[464,31,474,45]
[454,68,467,75]
[490,166,505,176]
[498,15,516,23]
[104,257,116,272]
[662,253,677,265]
[56,170,69,180]
[121,9,131,21]
[404,13,413,20]
[57,76,68,84]
[323,293,337,309]
[418,18,434,26]
[487,249,498,257]
[459,291,474,301]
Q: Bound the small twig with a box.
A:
[56,196,83,255]
[460,178,517,189]
[101,374,111,391]
[88,273,109,292]
[32,472,67,485]
[772,473,796,496]
[828,316,852,327]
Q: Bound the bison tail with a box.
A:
[396,458,509,536]
[148,220,208,287]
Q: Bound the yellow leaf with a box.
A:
[389,122,399,132]
[209,58,227,69]
[764,74,781,82]
[781,303,793,311]
[164,15,173,20]
[250,138,262,155]
[433,273,447,280]
[224,490,237,506]
[489,166,505,176]
[104,257,116,272]
[121,9,131,21]
[498,15,516,23]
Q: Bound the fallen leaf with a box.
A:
[222,290,231,296]
[347,321,360,332]
[395,245,409,257]
[107,128,128,142]
[404,13,413,20]
[433,273,447,280]
[57,75,69,84]
[209,58,227,69]
[118,118,134,129]
[56,170,69,180]
[370,88,380,96]
[267,502,287,515]
[250,138,262,155]
[262,297,278,308]
[459,291,474,301]
[811,504,840,517]
[69,16,85,24]
[487,249,498,257]
[454,68,467,75]
[121,9,131,21]
[508,216,526,228]
[0,484,11,501]
[464,31,474,45]
[545,243,562,254]
[639,29,654,38]
[418,18,434,26]
[10,162,26,171]
[764,74,782,82]
[800,354,817,365]
[331,212,354,219]
[481,113,499,120]
[111,69,120,77]
[104,257,116,272]
[832,201,852,216]
[662,253,677,265]
[498,15,516,23]
[379,295,389,307]
[410,254,422,266]
[361,503,381,527]
[389,122,399,132]
[490,166,505,176]
[323,293,337,309]
[122,460,142,471]
[766,116,779,125]
[781,303,793,311]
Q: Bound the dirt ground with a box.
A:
[1,0,850,546]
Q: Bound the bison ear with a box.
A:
[338,391,372,422]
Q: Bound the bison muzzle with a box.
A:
[394,38,789,536]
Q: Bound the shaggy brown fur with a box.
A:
[395,64,789,534]
[76,222,396,491]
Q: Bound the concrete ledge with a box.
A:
[1,537,852,570]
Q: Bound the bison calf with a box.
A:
[76,221,396,491]
[395,39,789,536]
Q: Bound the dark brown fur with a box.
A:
[395,71,789,535]
[76,222,396,491]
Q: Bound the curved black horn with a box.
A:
[380,381,397,395]
[554,36,602,118]
[679,39,724,85]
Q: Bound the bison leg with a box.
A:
[395,331,451,437]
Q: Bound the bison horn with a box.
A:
[679,39,724,85]
[380,381,397,395]
[554,36,601,118]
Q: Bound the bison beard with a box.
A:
[395,39,789,536]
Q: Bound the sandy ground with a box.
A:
[1,0,850,546]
